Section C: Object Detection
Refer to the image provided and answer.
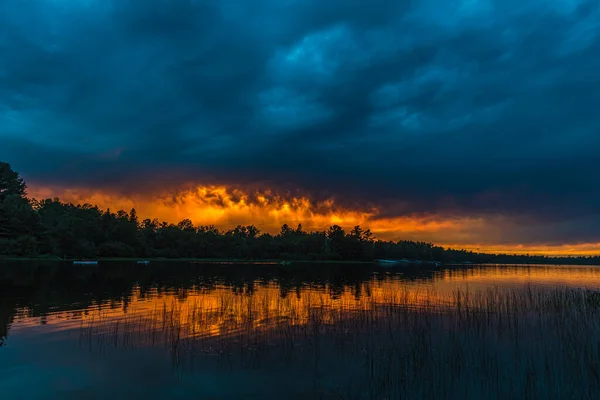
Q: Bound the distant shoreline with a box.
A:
[1,256,599,267]
[0,256,370,264]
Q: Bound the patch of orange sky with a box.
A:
[28,184,600,257]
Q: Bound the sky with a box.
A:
[1,0,600,255]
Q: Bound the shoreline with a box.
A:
[0,256,372,264]
[1,256,599,267]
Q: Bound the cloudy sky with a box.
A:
[1,0,599,254]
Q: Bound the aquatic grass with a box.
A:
[79,285,600,399]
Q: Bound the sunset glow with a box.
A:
[3,0,600,397]
[28,184,600,256]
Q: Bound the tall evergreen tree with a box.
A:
[0,162,27,201]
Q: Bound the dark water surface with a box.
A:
[2,261,600,399]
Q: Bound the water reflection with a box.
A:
[2,262,600,398]
[2,261,600,344]
[0,262,426,341]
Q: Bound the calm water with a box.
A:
[2,261,600,399]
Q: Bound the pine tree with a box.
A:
[0,162,27,201]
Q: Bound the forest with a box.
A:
[1,161,599,265]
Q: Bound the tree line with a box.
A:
[1,161,599,264]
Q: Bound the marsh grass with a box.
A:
[80,285,600,399]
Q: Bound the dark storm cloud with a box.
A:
[1,0,600,243]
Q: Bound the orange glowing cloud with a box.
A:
[27,184,600,256]
[27,184,482,239]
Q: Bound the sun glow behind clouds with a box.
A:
[28,184,600,256]
[455,243,600,257]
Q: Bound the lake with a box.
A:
[2,261,600,399]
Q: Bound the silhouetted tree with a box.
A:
[0,162,26,201]
[1,160,599,266]
[0,163,39,255]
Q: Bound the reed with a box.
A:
[80,285,600,399]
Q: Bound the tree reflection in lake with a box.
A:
[2,261,600,398]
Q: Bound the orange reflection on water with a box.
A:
[441,264,600,288]
[11,279,447,339]
[10,264,600,342]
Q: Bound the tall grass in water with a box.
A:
[80,285,600,399]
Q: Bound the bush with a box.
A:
[97,242,135,258]
[0,236,38,256]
